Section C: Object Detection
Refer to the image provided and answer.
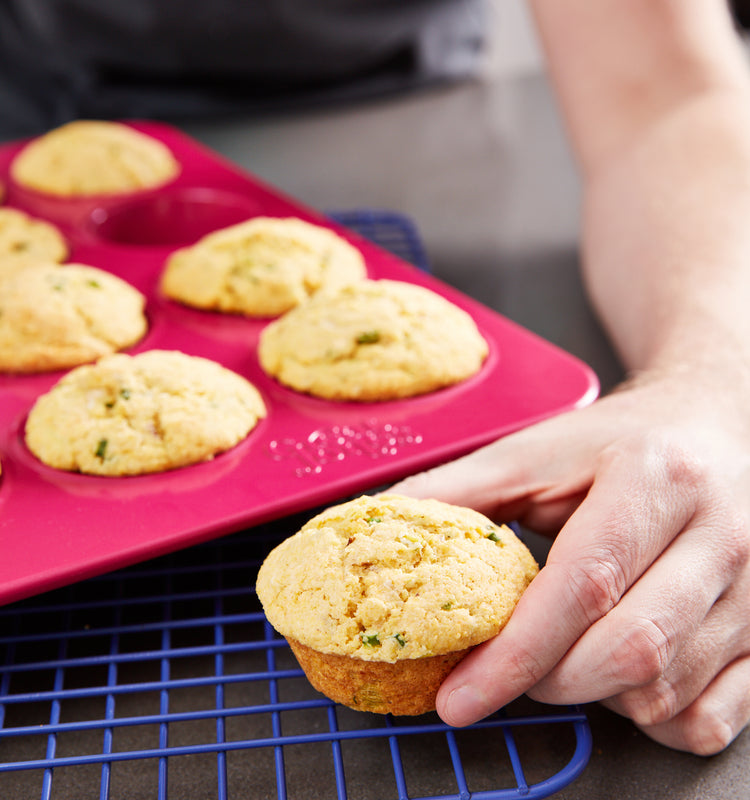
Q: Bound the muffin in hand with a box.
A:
[256,494,538,716]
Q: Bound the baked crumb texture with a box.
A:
[258,279,489,401]
[287,638,470,715]
[10,120,180,196]
[0,207,68,279]
[24,349,267,476]
[257,494,538,714]
[161,216,367,317]
[0,263,147,373]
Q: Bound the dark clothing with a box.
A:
[0,0,486,139]
[733,0,750,28]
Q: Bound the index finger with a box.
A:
[436,434,702,726]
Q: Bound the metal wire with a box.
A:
[0,212,592,799]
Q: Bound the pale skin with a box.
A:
[391,0,750,755]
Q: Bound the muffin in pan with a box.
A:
[10,120,180,197]
[24,349,267,476]
[0,263,147,373]
[256,494,538,715]
[258,278,489,401]
[0,207,68,279]
[160,216,367,318]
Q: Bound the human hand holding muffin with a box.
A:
[390,373,750,755]
[256,494,538,715]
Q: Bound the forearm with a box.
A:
[582,93,750,380]
[529,0,750,172]
[401,4,750,752]
[531,0,750,390]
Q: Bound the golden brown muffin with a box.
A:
[0,263,147,373]
[0,207,67,279]
[25,350,267,476]
[256,494,538,715]
[257,279,489,401]
[10,120,180,196]
[160,216,367,317]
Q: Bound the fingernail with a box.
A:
[441,684,491,728]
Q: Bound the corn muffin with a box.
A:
[0,207,68,279]
[10,120,180,197]
[160,216,366,317]
[256,494,538,715]
[258,279,489,401]
[0,263,147,373]
[25,349,267,476]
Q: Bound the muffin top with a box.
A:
[160,216,366,317]
[24,349,267,476]
[0,263,147,373]
[0,207,68,279]
[258,279,489,401]
[10,120,180,196]
[256,494,538,663]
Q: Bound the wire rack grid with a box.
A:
[0,210,592,800]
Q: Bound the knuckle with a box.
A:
[602,429,750,569]
[678,705,737,756]
[601,428,707,502]
[501,642,549,688]
[618,680,679,727]
[660,439,710,495]
[601,428,697,477]
[715,506,750,575]
[567,558,627,622]
[610,616,673,688]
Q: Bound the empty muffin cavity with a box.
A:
[89,187,265,247]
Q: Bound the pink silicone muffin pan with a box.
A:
[0,121,599,606]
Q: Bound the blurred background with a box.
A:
[181,0,624,398]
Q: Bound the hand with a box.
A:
[390,371,750,755]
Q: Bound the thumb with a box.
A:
[389,407,601,532]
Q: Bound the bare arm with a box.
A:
[392,0,750,754]
[532,0,750,378]
[530,0,749,172]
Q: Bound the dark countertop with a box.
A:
[2,61,747,800]
[178,68,750,798]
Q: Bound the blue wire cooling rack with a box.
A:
[0,210,591,800]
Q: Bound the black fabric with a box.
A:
[732,0,750,27]
[0,0,486,140]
